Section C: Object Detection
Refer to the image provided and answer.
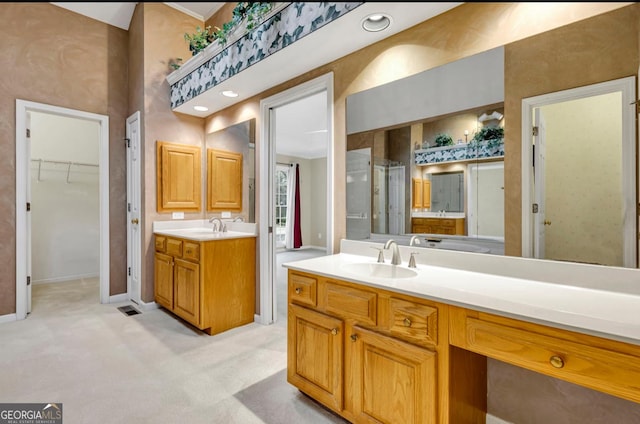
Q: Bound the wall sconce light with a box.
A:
[478,111,504,122]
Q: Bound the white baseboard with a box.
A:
[0,313,17,324]
[109,293,128,303]
[135,300,159,311]
[486,414,513,424]
[33,273,99,285]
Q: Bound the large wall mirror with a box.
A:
[205,118,256,223]
[345,21,638,268]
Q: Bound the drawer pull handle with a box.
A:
[350,334,358,342]
[549,355,565,369]
[331,328,338,336]
[295,287,302,294]
[186,249,192,254]
[403,317,412,327]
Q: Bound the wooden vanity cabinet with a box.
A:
[287,270,453,424]
[154,234,255,335]
[412,179,431,209]
[411,217,464,235]
[207,148,243,211]
[449,306,640,405]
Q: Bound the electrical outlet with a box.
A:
[221,211,231,218]
[318,233,322,239]
[172,212,184,220]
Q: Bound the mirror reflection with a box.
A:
[347,101,506,255]
[205,118,256,223]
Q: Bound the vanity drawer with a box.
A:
[289,272,317,307]
[166,237,183,257]
[388,297,438,346]
[451,309,640,403]
[323,281,377,325]
[155,236,166,253]
[182,241,200,262]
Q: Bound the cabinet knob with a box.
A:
[549,355,565,368]
[186,249,192,254]
[403,317,412,327]
[350,334,358,342]
[331,328,338,336]
[295,287,302,294]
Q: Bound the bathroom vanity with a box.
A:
[153,221,257,335]
[284,240,640,424]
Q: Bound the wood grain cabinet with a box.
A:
[412,178,431,209]
[207,148,242,211]
[156,141,201,212]
[287,271,449,423]
[411,217,464,235]
[154,234,255,335]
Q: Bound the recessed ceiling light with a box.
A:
[362,13,391,32]
[193,106,209,112]
[222,90,239,98]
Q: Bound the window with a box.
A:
[275,165,289,248]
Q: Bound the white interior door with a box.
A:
[126,112,141,305]
[26,114,32,314]
[533,108,547,259]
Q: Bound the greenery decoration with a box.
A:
[184,2,273,56]
[434,133,454,147]
[471,126,504,142]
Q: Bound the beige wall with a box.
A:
[138,4,206,302]
[0,3,129,313]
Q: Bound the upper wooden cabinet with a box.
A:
[207,148,242,211]
[156,141,202,212]
[412,178,431,209]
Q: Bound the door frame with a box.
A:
[521,76,636,266]
[15,100,110,320]
[258,72,334,325]
[126,111,142,305]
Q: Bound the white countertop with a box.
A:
[412,212,465,218]
[283,240,640,346]
[153,219,257,241]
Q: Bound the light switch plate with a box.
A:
[221,211,231,218]
[172,212,185,220]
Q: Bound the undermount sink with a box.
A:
[340,262,418,279]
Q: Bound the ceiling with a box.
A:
[48,3,463,158]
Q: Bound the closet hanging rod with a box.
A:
[31,158,98,167]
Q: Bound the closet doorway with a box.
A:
[16,100,110,320]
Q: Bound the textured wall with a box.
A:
[139,4,206,303]
[0,3,128,313]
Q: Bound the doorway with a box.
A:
[16,100,110,320]
[259,73,335,325]
[521,77,637,267]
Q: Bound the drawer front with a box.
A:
[464,317,640,403]
[155,236,166,253]
[166,237,183,257]
[389,297,438,346]
[183,241,200,262]
[440,219,455,227]
[289,273,317,307]
[324,282,377,325]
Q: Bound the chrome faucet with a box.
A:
[233,216,244,222]
[384,239,402,265]
[209,217,223,232]
[409,235,421,247]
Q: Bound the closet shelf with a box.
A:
[31,158,98,183]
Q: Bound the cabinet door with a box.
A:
[422,180,431,208]
[351,326,436,424]
[412,178,423,209]
[173,258,200,326]
[154,252,173,309]
[288,304,344,413]
[207,148,243,211]
[156,141,201,212]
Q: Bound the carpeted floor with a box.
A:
[0,257,347,424]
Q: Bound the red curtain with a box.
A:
[293,164,302,248]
